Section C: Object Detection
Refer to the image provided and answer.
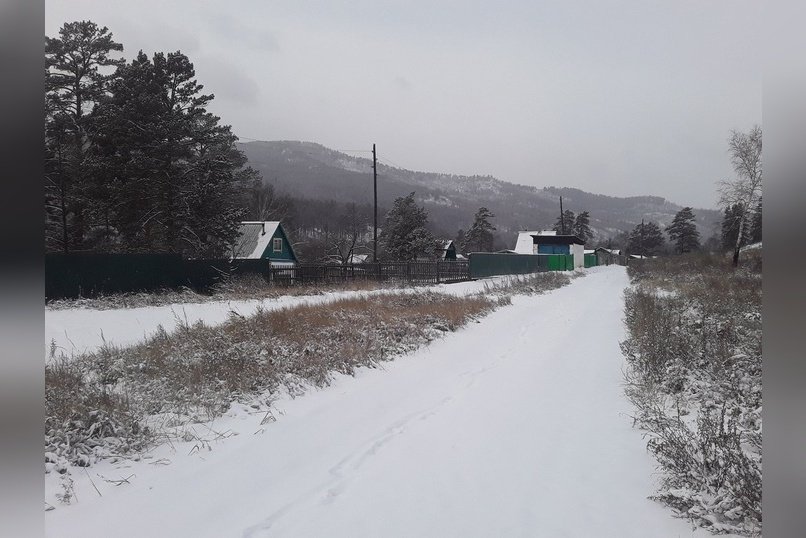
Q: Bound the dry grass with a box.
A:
[480,271,574,296]
[621,252,762,536]
[45,291,507,469]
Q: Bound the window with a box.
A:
[273,238,282,252]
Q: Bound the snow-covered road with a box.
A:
[46,267,709,537]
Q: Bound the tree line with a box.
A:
[46,22,759,265]
[45,21,259,257]
[622,126,762,262]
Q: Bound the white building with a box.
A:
[512,230,585,269]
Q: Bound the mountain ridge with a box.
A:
[237,140,721,243]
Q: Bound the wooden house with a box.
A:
[232,221,298,267]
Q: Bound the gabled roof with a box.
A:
[348,253,370,263]
[531,234,585,245]
[437,240,455,250]
[595,247,621,255]
[232,221,294,260]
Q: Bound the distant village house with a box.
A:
[232,221,298,267]
[513,230,585,269]
[436,240,458,260]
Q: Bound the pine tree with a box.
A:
[552,209,576,234]
[749,197,762,243]
[92,50,257,256]
[666,207,701,253]
[45,21,124,252]
[379,193,435,261]
[454,229,466,253]
[627,221,665,257]
[463,207,496,252]
[573,211,593,243]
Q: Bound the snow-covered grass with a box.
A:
[45,291,510,474]
[45,274,549,361]
[621,254,762,536]
[480,269,577,296]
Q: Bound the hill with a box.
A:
[238,140,721,246]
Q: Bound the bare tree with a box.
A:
[330,203,370,264]
[718,125,762,267]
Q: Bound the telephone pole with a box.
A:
[373,143,378,262]
[559,196,565,234]
[640,218,645,259]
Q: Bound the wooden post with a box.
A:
[559,196,565,234]
[373,144,378,263]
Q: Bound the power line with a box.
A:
[377,156,404,169]
[235,135,374,154]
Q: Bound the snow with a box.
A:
[45,276,520,361]
[46,267,720,537]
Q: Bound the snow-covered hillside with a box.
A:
[45,267,724,537]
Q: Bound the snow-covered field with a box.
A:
[45,267,720,537]
[44,276,514,362]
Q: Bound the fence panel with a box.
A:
[46,254,473,299]
[468,253,549,278]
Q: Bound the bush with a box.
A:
[622,253,761,536]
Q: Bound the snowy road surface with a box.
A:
[46,267,709,537]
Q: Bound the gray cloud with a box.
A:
[204,12,279,52]
[195,56,261,106]
[46,0,761,208]
[393,76,411,91]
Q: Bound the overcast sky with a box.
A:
[46,0,760,208]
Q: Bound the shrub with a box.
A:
[622,253,761,536]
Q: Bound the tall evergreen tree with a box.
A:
[454,229,466,253]
[553,209,576,234]
[92,50,258,256]
[45,21,124,252]
[572,211,593,243]
[379,192,435,261]
[627,221,665,257]
[463,207,496,252]
[666,207,700,253]
[749,197,762,243]
[721,204,749,251]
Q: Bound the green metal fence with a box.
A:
[45,254,472,300]
[584,254,597,268]
[468,253,575,278]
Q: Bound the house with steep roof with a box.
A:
[232,221,298,267]
[435,240,458,260]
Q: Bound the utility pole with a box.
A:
[373,143,378,262]
[640,218,645,259]
[559,196,565,234]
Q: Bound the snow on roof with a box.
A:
[584,249,595,255]
[438,240,454,250]
[348,253,369,263]
[233,221,281,259]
